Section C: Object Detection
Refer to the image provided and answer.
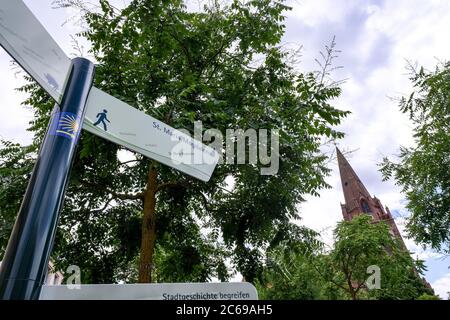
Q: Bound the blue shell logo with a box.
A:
[50,112,81,140]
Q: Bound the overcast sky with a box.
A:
[0,0,448,298]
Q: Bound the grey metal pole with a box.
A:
[0,57,95,300]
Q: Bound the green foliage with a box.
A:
[259,215,434,300]
[0,0,349,283]
[380,62,450,254]
[323,215,433,300]
[0,140,37,258]
[416,293,441,300]
[256,225,347,300]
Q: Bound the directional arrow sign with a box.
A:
[83,87,219,182]
[0,0,71,103]
[39,282,258,300]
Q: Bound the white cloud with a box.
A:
[286,0,351,26]
[286,0,450,285]
[0,56,33,145]
[432,273,450,300]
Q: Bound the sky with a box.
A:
[0,0,449,298]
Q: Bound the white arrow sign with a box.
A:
[0,0,71,103]
[39,282,258,300]
[83,88,219,182]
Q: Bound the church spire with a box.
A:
[336,147,371,204]
[336,147,401,239]
[336,147,377,220]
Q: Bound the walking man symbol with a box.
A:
[94,109,110,131]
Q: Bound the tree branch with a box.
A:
[119,159,142,166]
[156,179,191,193]
[92,197,114,213]
[80,179,144,201]
[310,259,349,293]
[198,191,215,213]
[111,190,145,201]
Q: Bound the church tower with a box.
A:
[336,147,435,292]
[336,147,406,248]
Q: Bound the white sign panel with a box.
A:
[83,87,219,182]
[40,282,258,300]
[0,0,71,103]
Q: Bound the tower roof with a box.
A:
[336,147,371,207]
[335,147,409,253]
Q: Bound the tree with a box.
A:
[0,0,349,284]
[256,225,347,300]
[416,293,441,300]
[380,62,450,254]
[0,141,35,255]
[258,215,432,300]
[316,215,433,300]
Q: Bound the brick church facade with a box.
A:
[336,147,406,249]
[336,147,433,292]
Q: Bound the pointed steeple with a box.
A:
[336,147,374,220]
[336,147,371,199]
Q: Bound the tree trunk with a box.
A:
[350,289,357,300]
[347,278,358,300]
[138,163,158,283]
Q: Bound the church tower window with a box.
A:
[361,199,372,214]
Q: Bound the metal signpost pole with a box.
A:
[0,57,95,300]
